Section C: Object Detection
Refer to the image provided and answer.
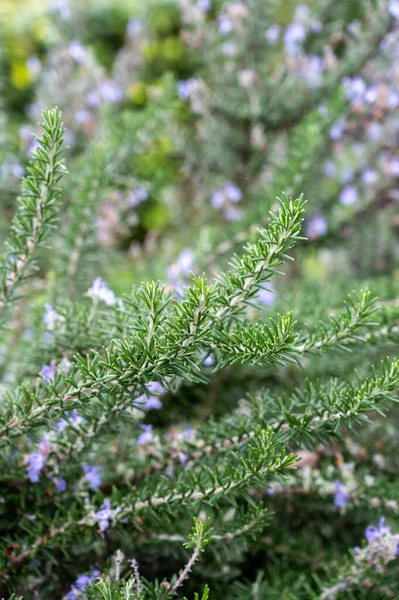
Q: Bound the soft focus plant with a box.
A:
[0,1,399,599]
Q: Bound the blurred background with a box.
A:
[0,0,398,310]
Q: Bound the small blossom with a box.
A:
[69,41,86,63]
[339,186,358,206]
[100,81,123,104]
[361,169,378,185]
[283,22,306,55]
[342,76,366,102]
[197,0,211,11]
[87,277,116,305]
[218,15,233,34]
[96,499,112,534]
[330,118,346,140]
[177,78,199,101]
[334,480,350,508]
[324,161,337,178]
[224,182,242,203]
[83,465,102,490]
[224,206,242,221]
[365,516,391,542]
[43,304,58,331]
[40,363,56,381]
[366,122,383,142]
[307,214,328,240]
[257,284,276,306]
[222,41,237,56]
[27,56,41,77]
[86,90,101,108]
[265,24,280,44]
[203,353,215,367]
[128,187,149,207]
[54,477,67,492]
[75,109,91,124]
[177,248,194,274]
[127,18,142,36]
[137,424,153,446]
[24,452,46,483]
[389,0,399,19]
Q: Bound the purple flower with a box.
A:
[179,452,189,465]
[56,410,83,434]
[128,187,149,207]
[222,41,237,56]
[68,568,101,598]
[43,304,58,330]
[224,206,242,221]
[265,24,280,45]
[75,109,91,124]
[342,76,366,102]
[83,465,102,490]
[87,277,116,305]
[137,424,153,446]
[177,248,194,274]
[177,78,198,101]
[143,396,163,410]
[51,0,71,20]
[334,480,350,508]
[224,182,242,203]
[294,3,311,21]
[307,214,328,240]
[69,41,86,64]
[136,383,164,410]
[210,188,225,209]
[24,452,46,483]
[197,0,211,12]
[361,169,378,185]
[257,284,276,306]
[27,56,41,77]
[96,499,112,534]
[100,81,123,104]
[330,118,346,140]
[389,0,399,19]
[203,352,215,367]
[86,90,102,108]
[303,55,324,88]
[324,161,337,178]
[365,517,391,542]
[389,157,399,176]
[218,15,233,34]
[40,364,56,381]
[339,186,358,206]
[283,22,306,55]
[184,425,195,439]
[366,122,383,142]
[54,477,67,492]
[127,18,142,36]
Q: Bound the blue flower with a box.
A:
[334,480,350,508]
[87,277,116,306]
[83,465,102,490]
[365,516,391,542]
[54,477,67,492]
[137,424,153,446]
[283,22,306,55]
[339,186,358,207]
[40,364,56,381]
[24,452,46,483]
[265,24,280,45]
[96,499,113,534]
[218,15,233,34]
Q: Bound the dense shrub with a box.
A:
[1,1,399,598]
